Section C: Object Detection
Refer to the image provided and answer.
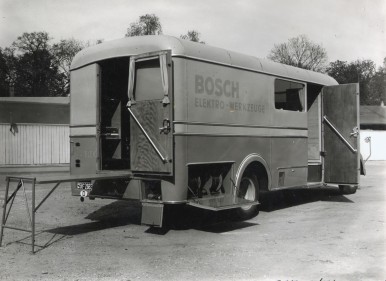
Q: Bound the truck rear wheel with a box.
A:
[235,174,259,220]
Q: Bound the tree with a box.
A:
[0,47,19,96]
[0,32,91,97]
[180,30,205,44]
[125,14,162,37]
[51,38,84,95]
[12,31,51,54]
[0,48,10,96]
[369,59,386,105]
[268,35,328,72]
[326,59,383,105]
[13,49,65,97]
[7,32,68,97]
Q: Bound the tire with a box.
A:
[235,174,260,220]
[339,185,358,195]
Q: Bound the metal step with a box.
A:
[187,194,259,211]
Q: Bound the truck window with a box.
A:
[275,79,305,112]
[134,58,163,101]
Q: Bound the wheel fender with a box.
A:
[235,153,271,190]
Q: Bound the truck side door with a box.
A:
[127,50,173,175]
[322,83,360,185]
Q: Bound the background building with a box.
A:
[0,97,69,172]
[360,104,386,161]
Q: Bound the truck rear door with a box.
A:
[322,83,360,185]
[127,51,173,175]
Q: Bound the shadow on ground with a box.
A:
[259,187,353,212]
[47,201,141,236]
[16,187,352,249]
[4,231,74,254]
[1,187,353,252]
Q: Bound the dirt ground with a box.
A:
[0,161,385,281]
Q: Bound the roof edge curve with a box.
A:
[70,35,337,86]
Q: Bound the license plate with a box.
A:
[77,181,93,190]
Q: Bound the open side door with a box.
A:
[322,83,360,185]
[127,50,173,175]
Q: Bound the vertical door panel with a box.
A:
[128,51,173,174]
[323,83,359,184]
[70,64,99,126]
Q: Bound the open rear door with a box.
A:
[127,51,173,175]
[322,83,360,185]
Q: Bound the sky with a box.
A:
[0,0,385,67]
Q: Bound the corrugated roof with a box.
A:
[71,35,337,86]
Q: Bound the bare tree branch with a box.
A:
[268,35,328,72]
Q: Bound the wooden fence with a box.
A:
[0,123,70,165]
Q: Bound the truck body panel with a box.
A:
[69,36,360,226]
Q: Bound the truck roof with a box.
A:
[71,35,337,86]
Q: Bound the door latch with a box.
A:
[350,127,359,138]
[159,118,171,134]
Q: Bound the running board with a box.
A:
[187,194,259,211]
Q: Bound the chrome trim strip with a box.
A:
[277,166,308,170]
[271,183,322,190]
[308,162,322,165]
[162,201,188,205]
[324,182,358,186]
[186,161,235,166]
[174,123,308,138]
[173,133,307,138]
[307,182,323,188]
[323,116,357,153]
[70,124,96,128]
[70,135,97,138]
[173,120,307,131]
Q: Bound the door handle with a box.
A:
[159,118,171,134]
[350,127,359,138]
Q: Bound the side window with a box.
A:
[127,51,170,106]
[134,58,163,101]
[274,79,305,112]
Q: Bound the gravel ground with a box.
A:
[0,162,385,280]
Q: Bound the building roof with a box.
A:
[71,35,337,87]
[360,105,386,125]
[0,97,69,105]
[0,97,69,124]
